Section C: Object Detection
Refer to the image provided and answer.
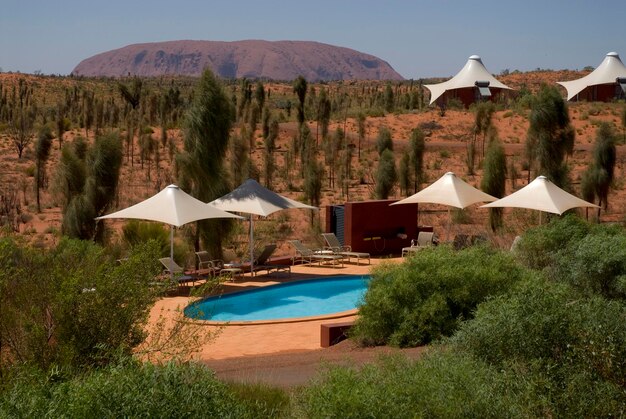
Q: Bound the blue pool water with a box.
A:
[184,275,370,322]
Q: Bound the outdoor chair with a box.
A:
[158,257,205,285]
[250,244,291,276]
[401,231,435,257]
[195,251,224,276]
[288,240,344,267]
[321,233,370,265]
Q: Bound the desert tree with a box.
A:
[621,107,626,144]
[316,88,332,146]
[263,118,279,189]
[375,126,393,156]
[56,101,68,149]
[581,122,617,219]
[480,128,507,232]
[8,104,35,159]
[35,125,54,212]
[60,133,123,242]
[254,81,265,110]
[357,112,366,159]
[398,152,411,197]
[176,69,234,258]
[118,77,142,110]
[293,75,308,128]
[375,149,397,199]
[384,82,394,113]
[409,127,426,193]
[473,101,495,159]
[230,130,249,187]
[525,85,575,187]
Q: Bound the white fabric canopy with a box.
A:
[97,184,242,227]
[96,184,242,278]
[481,176,599,215]
[210,179,317,270]
[557,52,626,101]
[425,55,512,105]
[391,172,497,209]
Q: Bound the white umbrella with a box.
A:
[210,179,317,271]
[96,184,243,278]
[481,175,599,220]
[391,172,498,239]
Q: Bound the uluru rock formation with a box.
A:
[72,40,404,81]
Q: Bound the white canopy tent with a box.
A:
[210,179,317,271]
[96,184,243,278]
[391,172,497,239]
[481,176,599,219]
[557,52,626,101]
[425,55,513,105]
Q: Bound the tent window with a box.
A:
[617,77,626,93]
[475,81,491,97]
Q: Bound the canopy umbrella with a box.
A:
[210,179,317,271]
[390,172,497,240]
[481,175,599,221]
[96,184,243,279]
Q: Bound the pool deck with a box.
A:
[147,256,401,361]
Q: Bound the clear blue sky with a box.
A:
[1,0,625,79]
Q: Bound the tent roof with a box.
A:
[557,52,626,100]
[424,55,513,105]
[391,172,497,209]
[210,179,317,217]
[481,176,599,215]
[96,184,242,227]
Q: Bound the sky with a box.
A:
[1,0,626,79]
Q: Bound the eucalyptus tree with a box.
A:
[317,88,332,145]
[293,75,307,128]
[398,153,411,197]
[384,82,394,113]
[357,112,366,159]
[525,85,575,187]
[176,69,234,257]
[263,118,279,189]
[481,129,507,231]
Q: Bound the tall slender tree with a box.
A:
[35,125,54,212]
[581,122,617,218]
[481,129,507,231]
[409,127,426,193]
[375,149,397,199]
[293,76,307,128]
[176,69,234,258]
[525,85,575,187]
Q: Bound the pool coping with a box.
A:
[187,308,359,326]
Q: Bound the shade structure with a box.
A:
[210,179,317,271]
[96,184,243,278]
[480,176,599,215]
[425,55,513,105]
[557,52,626,101]
[391,172,497,239]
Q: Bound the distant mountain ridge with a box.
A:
[72,40,404,81]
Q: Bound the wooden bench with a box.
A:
[320,321,354,347]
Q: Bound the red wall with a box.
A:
[574,83,622,102]
[326,200,433,256]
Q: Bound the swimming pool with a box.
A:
[184,275,370,323]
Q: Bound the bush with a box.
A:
[0,361,282,418]
[351,245,531,347]
[297,351,530,418]
[0,238,162,370]
[450,278,626,416]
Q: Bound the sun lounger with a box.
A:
[288,240,344,267]
[321,233,370,265]
[158,257,208,285]
[402,231,435,257]
[195,251,224,276]
[250,244,291,276]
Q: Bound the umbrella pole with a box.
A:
[170,225,174,281]
[447,208,451,243]
[250,215,254,273]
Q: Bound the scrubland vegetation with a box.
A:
[1,68,626,416]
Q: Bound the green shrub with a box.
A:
[0,237,162,370]
[297,351,530,418]
[0,361,276,418]
[513,214,591,271]
[450,278,626,416]
[352,245,530,347]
